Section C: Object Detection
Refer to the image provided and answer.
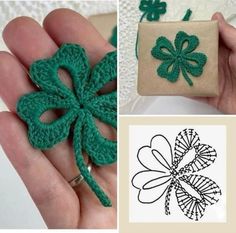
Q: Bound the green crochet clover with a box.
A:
[151,31,207,86]
[17,43,117,207]
[139,0,167,22]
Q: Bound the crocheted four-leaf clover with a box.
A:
[132,129,221,221]
[17,43,117,207]
[139,0,167,22]
[151,31,207,86]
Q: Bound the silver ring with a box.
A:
[69,161,92,188]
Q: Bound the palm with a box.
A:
[0,9,116,229]
[74,165,117,228]
[52,164,116,228]
[197,40,236,113]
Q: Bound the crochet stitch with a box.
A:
[151,31,207,86]
[17,43,117,207]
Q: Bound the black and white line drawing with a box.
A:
[131,128,222,221]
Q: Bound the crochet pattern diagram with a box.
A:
[130,127,225,222]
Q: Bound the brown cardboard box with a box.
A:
[89,12,117,41]
[138,21,219,96]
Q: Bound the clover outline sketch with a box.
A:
[131,128,222,221]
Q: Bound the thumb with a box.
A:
[212,12,236,51]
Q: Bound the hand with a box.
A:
[194,12,236,114]
[0,9,117,229]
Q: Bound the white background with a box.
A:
[129,125,226,223]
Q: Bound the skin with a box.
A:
[194,12,236,113]
[0,9,116,229]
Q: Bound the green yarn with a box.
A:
[17,43,117,207]
[136,0,167,59]
[109,26,117,48]
[182,9,192,21]
[151,31,207,86]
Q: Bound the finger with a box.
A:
[0,112,79,228]
[0,51,36,112]
[212,12,236,51]
[212,13,236,82]
[3,16,58,68]
[2,16,80,181]
[43,8,115,66]
[43,9,117,145]
[43,8,116,94]
[2,14,117,195]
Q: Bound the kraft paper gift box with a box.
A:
[89,12,117,42]
[137,21,219,96]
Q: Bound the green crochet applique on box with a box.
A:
[17,43,117,207]
[151,31,207,86]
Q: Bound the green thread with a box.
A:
[17,44,117,207]
[135,0,167,59]
[151,31,207,86]
[135,32,139,60]
[135,13,147,60]
[109,26,117,48]
[182,9,192,21]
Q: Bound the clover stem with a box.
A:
[135,12,147,59]
[182,9,192,21]
[73,118,112,207]
[182,67,193,86]
[165,179,175,215]
[139,12,148,23]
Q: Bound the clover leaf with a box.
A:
[151,31,207,86]
[17,44,117,207]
